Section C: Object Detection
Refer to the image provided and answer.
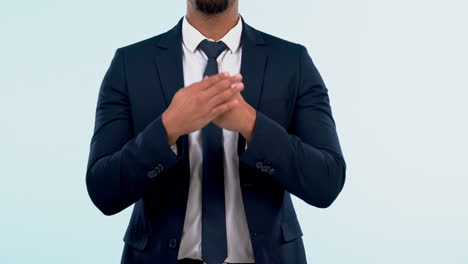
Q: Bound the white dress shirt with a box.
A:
[169,16,255,263]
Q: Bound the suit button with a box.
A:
[168,238,177,249]
[147,170,157,179]
[256,161,263,168]
[269,168,275,174]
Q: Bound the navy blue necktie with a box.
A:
[198,39,228,264]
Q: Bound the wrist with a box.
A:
[162,110,181,145]
[241,107,256,143]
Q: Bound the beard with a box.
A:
[193,0,231,15]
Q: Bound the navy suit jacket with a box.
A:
[86,16,346,264]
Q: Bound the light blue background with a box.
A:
[1,0,467,263]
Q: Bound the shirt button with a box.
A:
[168,238,177,249]
[256,161,263,168]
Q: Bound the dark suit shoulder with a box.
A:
[115,37,158,57]
[113,27,172,57]
[121,35,161,50]
[255,27,305,54]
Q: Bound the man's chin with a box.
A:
[195,0,230,15]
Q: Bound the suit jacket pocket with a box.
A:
[281,217,304,243]
[123,217,149,251]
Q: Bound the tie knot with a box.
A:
[198,39,228,60]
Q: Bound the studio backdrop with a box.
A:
[1,0,467,263]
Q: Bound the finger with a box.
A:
[190,72,227,91]
[229,73,243,83]
[198,73,241,93]
[197,72,230,91]
[207,82,244,109]
[204,78,232,98]
[203,73,243,99]
[209,99,239,119]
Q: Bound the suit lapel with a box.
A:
[238,17,268,154]
[153,17,185,107]
[239,17,268,111]
[152,17,190,165]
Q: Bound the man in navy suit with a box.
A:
[86,0,346,263]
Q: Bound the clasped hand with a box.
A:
[162,72,256,145]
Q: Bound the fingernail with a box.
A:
[233,73,242,79]
[223,72,230,77]
[231,73,242,81]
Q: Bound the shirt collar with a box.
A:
[182,14,243,54]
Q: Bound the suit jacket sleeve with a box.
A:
[86,48,182,215]
[238,45,346,208]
